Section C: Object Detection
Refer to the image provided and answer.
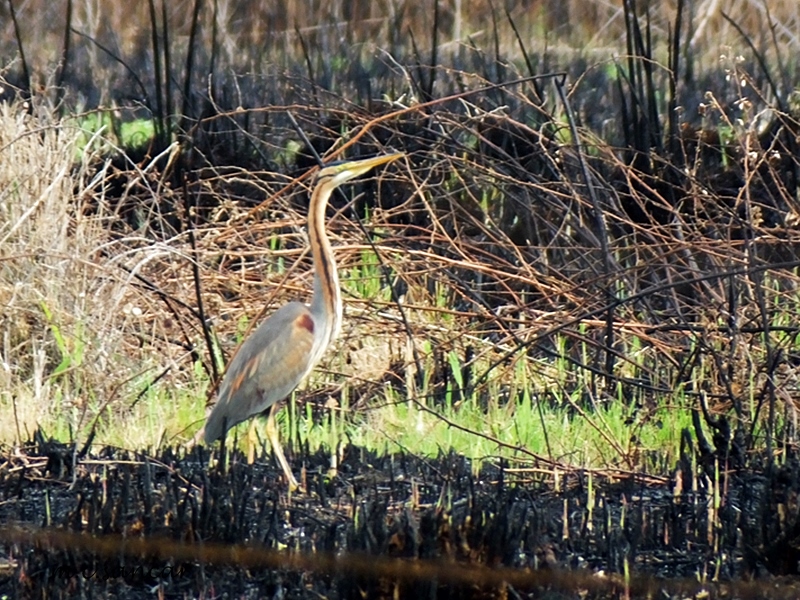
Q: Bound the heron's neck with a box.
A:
[308,183,342,344]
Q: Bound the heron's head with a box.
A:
[317,152,403,188]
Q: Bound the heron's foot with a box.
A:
[284,468,308,493]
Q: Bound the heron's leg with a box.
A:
[266,404,301,491]
[328,445,338,479]
[327,403,341,479]
[246,420,258,465]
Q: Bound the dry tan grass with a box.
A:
[3,0,798,68]
[0,101,205,446]
[1,0,798,116]
[0,101,82,439]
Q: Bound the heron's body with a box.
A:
[198,153,402,489]
[201,302,318,442]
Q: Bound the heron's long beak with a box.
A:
[349,152,404,169]
[324,152,404,183]
[326,152,404,175]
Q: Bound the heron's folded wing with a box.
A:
[202,302,316,443]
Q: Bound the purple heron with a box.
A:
[197,152,403,490]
